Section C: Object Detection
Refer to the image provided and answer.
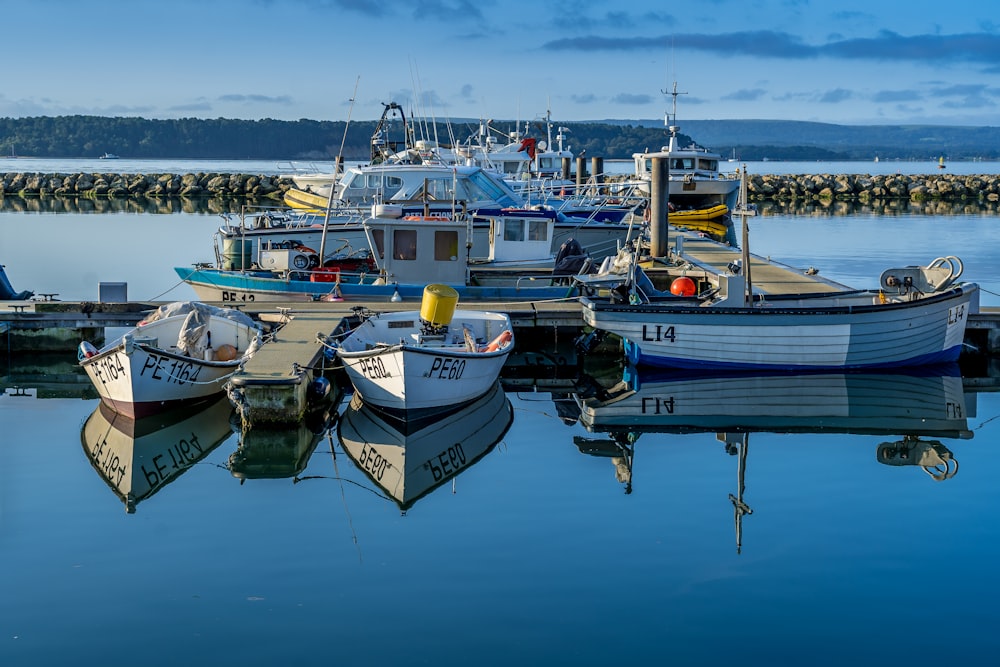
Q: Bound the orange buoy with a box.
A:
[483,329,512,352]
[670,277,697,297]
[214,344,238,362]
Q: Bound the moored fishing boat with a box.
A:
[177,208,607,303]
[581,254,978,370]
[631,83,740,211]
[246,159,635,261]
[78,301,264,418]
[580,167,979,371]
[335,284,514,413]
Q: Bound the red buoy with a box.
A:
[670,277,697,297]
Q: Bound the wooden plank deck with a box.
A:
[662,230,854,295]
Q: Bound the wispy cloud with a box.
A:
[218,94,293,105]
[542,30,1000,64]
[818,88,854,104]
[872,89,922,103]
[300,0,484,21]
[721,88,769,102]
[610,93,655,105]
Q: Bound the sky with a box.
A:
[3,0,1000,126]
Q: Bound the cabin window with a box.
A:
[467,169,519,207]
[528,219,548,241]
[502,218,525,242]
[370,229,385,259]
[365,174,401,189]
[422,178,454,201]
[671,158,694,170]
[394,229,417,261]
[698,159,717,171]
[434,231,459,261]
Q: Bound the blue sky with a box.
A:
[4,0,999,126]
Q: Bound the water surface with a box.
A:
[2,162,999,665]
[1,366,998,666]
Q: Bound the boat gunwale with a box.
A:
[581,283,977,317]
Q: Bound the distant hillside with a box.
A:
[2,115,999,162]
[598,118,1000,161]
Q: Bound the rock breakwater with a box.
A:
[746,172,1000,202]
[0,172,295,199]
[2,171,1000,203]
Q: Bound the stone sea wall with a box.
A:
[747,172,1000,201]
[0,172,294,199]
[2,171,1000,203]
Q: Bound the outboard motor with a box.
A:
[880,256,963,294]
[553,238,590,277]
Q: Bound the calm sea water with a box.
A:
[3,161,1000,666]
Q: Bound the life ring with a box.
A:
[482,329,512,352]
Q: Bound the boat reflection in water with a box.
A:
[338,381,513,512]
[573,366,973,551]
[80,396,236,513]
[228,420,328,482]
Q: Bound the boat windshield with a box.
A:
[466,169,520,207]
[338,172,404,202]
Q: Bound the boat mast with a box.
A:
[735,165,757,305]
[320,76,360,264]
[661,81,687,152]
[544,102,554,164]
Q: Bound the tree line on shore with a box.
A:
[0,115,693,162]
[6,114,993,163]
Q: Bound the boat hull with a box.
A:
[174,266,581,303]
[80,308,261,418]
[337,310,513,412]
[217,217,630,263]
[580,284,978,371]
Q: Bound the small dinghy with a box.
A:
[79,301,263,418]
[336,284,514,414]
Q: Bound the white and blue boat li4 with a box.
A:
[581,255,978,371]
